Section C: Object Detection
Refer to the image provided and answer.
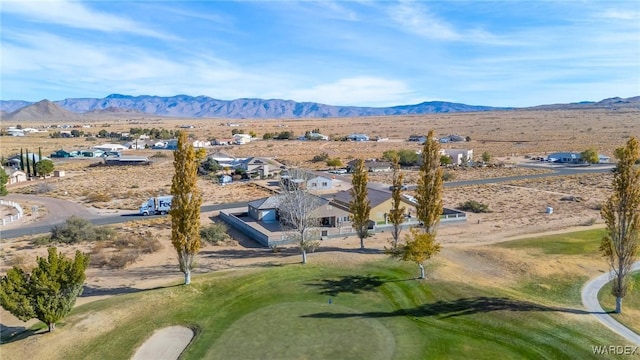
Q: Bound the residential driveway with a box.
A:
[581,261,640,346]
[132,326,194,360]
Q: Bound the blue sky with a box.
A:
[1,1,638,107]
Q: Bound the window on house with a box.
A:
[311,183,317,187]
[322,182,328,186]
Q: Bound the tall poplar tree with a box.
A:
[170,131,202,285]
[600,137,640,313]
[416,130,443,234]
[349,158,371,249]
[392,130,443,278]
[389,156,406,248]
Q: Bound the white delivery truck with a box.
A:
[139,195,173,216]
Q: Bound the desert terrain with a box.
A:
[0,107,637,343]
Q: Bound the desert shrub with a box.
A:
[590,202,603,211]
[458,200,491,213]
[151,152,168,158]
[36,182,55,194]
[302,241,321,253]
[311,152,329,163]
[91,250,139,269]
[32,235,53,246]
[86,193,110,203]
[582,217,598,226]
[442,171,456,181]
[91,232,161,269]
[85,136,97,142]
[50,216,115,243]
[200,223,230,245]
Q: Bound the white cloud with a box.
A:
[388,1,459,41]
[1,0,172,39]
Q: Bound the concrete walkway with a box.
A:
[581,262,640,346]
[132,326,194,360]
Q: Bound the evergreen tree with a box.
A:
[0,167,8,196]
[25,150,31,178]
[32,154,37,177]
[19,148,25,171]
[170,131,202,285]
[38,147,43,164]
[349,158,371,249]
[600,137,640,313]
[0,247,89,332]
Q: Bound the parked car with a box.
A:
[329,169,348,174]
[389,185,408,191]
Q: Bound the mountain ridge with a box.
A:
[1,95,638,120]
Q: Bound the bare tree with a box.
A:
[600,137,640,313]
[278,168,323,263]
[389,155,406,248]
[350,158,371,249]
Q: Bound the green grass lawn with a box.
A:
[598,272,640,335]
[496,229,605,255]
[23,258,627,360]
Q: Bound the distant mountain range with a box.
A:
[0,94,638,121]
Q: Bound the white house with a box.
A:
[94,144,128,152]
[192,140,211,148]
[233,134,252,145]
[441,149,474,165]
[6,128,24,136]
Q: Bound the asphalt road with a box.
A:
[0,201,249,240]
[581,262,640,346]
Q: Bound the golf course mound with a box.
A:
[206,302,395,359]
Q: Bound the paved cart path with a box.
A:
[581,261,640,346]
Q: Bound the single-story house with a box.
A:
[546,152,583,164]
[408,135,427,143]
[77,149,104,158]
[440,149,474,165]
[6,153,48,167]
[439,135,466,143]
[5,168,27,184]
[50,149,72,158]
[233,134,252,145]
[94,144,128,152]
[248,196,280,223]
[241,157,270,177]
[152,139,178,150]
[347,134,369,142]
[281,172,333,191]
[103,155,151,166]
[192,140,211,148]
[332,188,417,225]
[6,128,25,136]
[306,132,330,141]
[598,154,610,163]
[249,194,351,229]
[219,175,233,184]
[214,138,234,145]
[346,159,392,173]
